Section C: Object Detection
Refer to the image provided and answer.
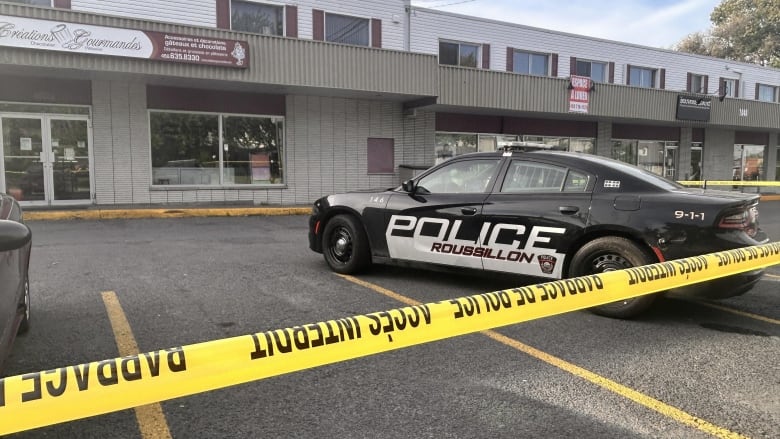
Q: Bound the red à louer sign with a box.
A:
[568,75,591,113]
[0,14,249,68]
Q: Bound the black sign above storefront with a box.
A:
[676,95,711,121]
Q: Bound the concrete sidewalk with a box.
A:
[22,195,780,221]
[24,205,312,221]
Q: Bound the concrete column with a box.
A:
[703,128,735,181]
[679,127,692,180]
[596,121,612,157]
[764,132,778,189]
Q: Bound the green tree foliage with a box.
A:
[675,0,780,67]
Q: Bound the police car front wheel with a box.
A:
[322,214,371,274]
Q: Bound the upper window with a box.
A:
[689,73,707,93]
[757,84,778,102]
[628,66,656,88]
[6,0,51,5]
[326,13,369,46]
[513,50,549,76]
[416,159,501,194]
[150,111,284,186]
[439,41,480,68]
[721,78,737,98]
[231,1,284,35]
[575,60,607,83]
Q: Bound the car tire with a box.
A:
[568,237,657,319]
[17,273,30,335]
[322,214,371,274]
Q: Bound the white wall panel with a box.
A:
[71,1,407,49]
[294,0,406,50]
[410,8,780,97]
[72,0,215,27]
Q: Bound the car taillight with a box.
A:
[718,205,758,237]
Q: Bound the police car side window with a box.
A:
[501,161,568,193]
[563,170,590,192]
[417,159,501,194]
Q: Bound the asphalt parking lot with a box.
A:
[2,202,779,438]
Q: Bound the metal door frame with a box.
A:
[0,112,93,206]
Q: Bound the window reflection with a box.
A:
[150,112,284,186]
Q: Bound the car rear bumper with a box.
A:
[666,268,765,299]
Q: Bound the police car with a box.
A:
[308,148,768,318]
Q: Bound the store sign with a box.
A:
[568,75,592,114]
[0,14,249,68]
[676,95,711,121]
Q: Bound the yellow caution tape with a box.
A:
[677,180,780,187]
[1,242,779,434]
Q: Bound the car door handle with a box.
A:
[461,207,478,215]
[559,205,579,215]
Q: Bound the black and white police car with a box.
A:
[308,148,768,318]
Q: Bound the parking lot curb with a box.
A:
[24,206,312,221]
[22,197,778,221]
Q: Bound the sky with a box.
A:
[410,0,723,49]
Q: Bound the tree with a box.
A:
[675,0,780,68]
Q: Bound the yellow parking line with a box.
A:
[765,273,780,280]
[102,291,173,439]
[687,300,780,325]
[339,275,748,439]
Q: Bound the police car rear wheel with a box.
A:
[323,215,370,274]
[569,237,657,319]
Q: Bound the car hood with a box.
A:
[344,187,398,194]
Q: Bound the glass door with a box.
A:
[1,114,91,205]
[689,144,702,180]
[2,116,45,203]
[664,144,678,180]
[49,118,91,201]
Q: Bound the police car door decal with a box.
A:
[385,214,566,277]
[385,215,484,269]
[479,223,566,278]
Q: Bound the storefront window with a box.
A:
[477,134,520,152]
[222,115,284,184]
[435,133,477,164]
[569,138,595,154]
[523,135,568,150]
[636,140,666,176]
[611,139,637,165]
[150,111,284,186]
[437,132,595,163]
[776,146,780,181]
[733,144,764,181]
[611,139,678,178]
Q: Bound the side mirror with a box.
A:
[402,179,416,193]
[0,220,31,252]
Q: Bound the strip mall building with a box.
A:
[1,0,778,208]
